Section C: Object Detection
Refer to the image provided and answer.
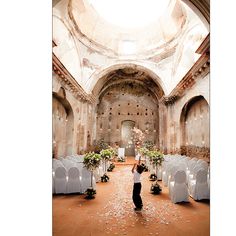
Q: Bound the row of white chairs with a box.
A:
[52,164,96,194]
[53,155,102,194]
[161,154,210,203]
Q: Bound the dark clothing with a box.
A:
[132,183,143,209]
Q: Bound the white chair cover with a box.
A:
[162,164,173,187]
[168,165,179,188]
[52,172,55,194]
[54,167,67,194]
[169,170,189,203]
[189,169,210,200]
[66,167,82,193]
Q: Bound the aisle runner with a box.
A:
[96,167,183,235]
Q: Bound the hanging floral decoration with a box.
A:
[131,127,145,149]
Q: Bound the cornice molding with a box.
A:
[196,33,210,54]
[162,34,210,106]
[52,53,96,104]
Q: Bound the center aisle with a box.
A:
[53,158,210,236]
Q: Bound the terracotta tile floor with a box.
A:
[53,157,210,236]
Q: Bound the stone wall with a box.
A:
[163,73,210,161]
[52,71,96,157]
[96,83,159,148]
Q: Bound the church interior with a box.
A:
[52,0,210,235]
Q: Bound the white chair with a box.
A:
[169,170,189,203]
[189,169,210,200]
[157,165,162,180]
[168,165,179,188]
[162,164,173,187]
[66,167,81,193]
[52,172,55,194]
[54,167,67,194]
[188,165,202,185]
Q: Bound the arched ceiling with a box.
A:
[94,66,165,101]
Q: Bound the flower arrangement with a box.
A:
[138,147,149,156]
[108,147,117,157]
[150,181,162,194]
[83,152,101,199]
[83,152,101,171]
[147,150,164,166]
[107,163,115,172]
[143,140,154,151]
[100,149,113,161]
[131,127,145,149]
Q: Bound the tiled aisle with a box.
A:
[53,159,210,236]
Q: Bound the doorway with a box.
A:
[121,120,135,156]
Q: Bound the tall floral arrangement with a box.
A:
[83,152,101,171]
[131,127,145,149]
[100,149,113,161]
[83,152,101,198]
[100,149,113,182]
[147,150,164,194]
[147,150,164,166]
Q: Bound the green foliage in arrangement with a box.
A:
[147,150,164,166]
[138,147,149,156]
[83,152,101,171]
[143,140,155,151]
[100,149,113,161]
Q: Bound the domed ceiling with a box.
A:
[68,0,187,58]
[53,0,209,95]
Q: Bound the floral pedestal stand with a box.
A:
[83,152,101,199]
[85,171,96,199]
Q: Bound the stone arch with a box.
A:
[179,95,209,160]
[52,87,74,158]
[181,0,210,28]
[87,63,167,97]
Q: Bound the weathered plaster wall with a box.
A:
[52,72,97,156]
[162,73,210,159]
[96,84,159,148]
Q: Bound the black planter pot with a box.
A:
[101,173,110,182]
[149,173,157,181]
[150,181,162,194]
[85,188,96,199]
